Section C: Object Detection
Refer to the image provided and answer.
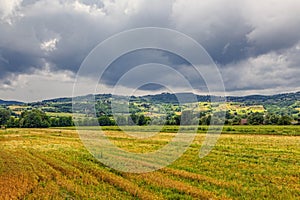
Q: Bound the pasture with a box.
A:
[0,126,299,199]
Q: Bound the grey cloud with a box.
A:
[101,49,189,85]
[221,45,300,92]
[1,0,116,78]
[99,49,209,92]
[0,0,299,95]
[244,0,300,56]
[0,0,174,80]
[171,0,254,64]
[0,48,43,78]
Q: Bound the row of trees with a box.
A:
[194,111,295,126]
[224,112,295,125]
[163,111,295,126]
[0,108,73,128]
[76,114,151,126]
[246,112,291,125]
[0,107,298,128]
[73,111,297,126]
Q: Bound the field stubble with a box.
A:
[0,127,299,199]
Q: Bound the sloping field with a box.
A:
[0,128,299,199]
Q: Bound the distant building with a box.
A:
[240,119,248,125]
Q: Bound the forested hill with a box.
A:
[138,92,300,106]
[1,91,299,106]
[0,99,23,105]
[1,91,299,126]
[226,91,300,106]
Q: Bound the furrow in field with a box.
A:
[29,151,115,199]
[123,171,231,200]
[34,149,163,200]
[161,168,240,189]
[0,150,40,199]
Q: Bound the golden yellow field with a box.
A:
[0,128,299,199]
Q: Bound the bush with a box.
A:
[98,116,115,126]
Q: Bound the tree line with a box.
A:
[0,107,298,128]
[76,114,151,126]
[223,111,296,125]
[0,108,73,128]
[76,111,298,126]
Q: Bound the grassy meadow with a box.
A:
[0,126,299,199]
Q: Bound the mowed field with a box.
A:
[0,127,299,200]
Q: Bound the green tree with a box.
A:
[278,115,292,125]
[248,112,264,125]
[98,116,115,126]
[19,109,50,128]
[49,116,74,127]
[199,115,211,125]
[59,116,74,126]
[232,116,242,125]
[225,111,234,119]
[264,113,280,125]
[137,114,151,126]
[129,113,138,125]
[50,117,59,127]
[0,108,11,126]
[6,116,19,128]
[174,115,181,125]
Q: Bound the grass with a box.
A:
[57,125,300,136]
[46,112,86,118]
[0,127,299,199]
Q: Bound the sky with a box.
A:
[0,0,300,102]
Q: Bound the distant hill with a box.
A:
[226,91,300,105]
[0,99,23,105]
[3,91,299,122]
[141,93,211,104]
[140,91,300,105]
[28,91,300,105]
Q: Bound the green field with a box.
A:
[0,127,299,199]
[61,125,300,136]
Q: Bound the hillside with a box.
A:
[3,91,300,124]
[21,91,299,105]
[0,99,23,105]
[38,91,299,114]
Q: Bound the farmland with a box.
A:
[0,126,299,199]
[2,91,298,129]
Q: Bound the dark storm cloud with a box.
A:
[101,49,189,85]
[99,48,209,91]
[0,0,299,94]
[0,48,43,78]
[138,83,165,91]
[0,0,112,78]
